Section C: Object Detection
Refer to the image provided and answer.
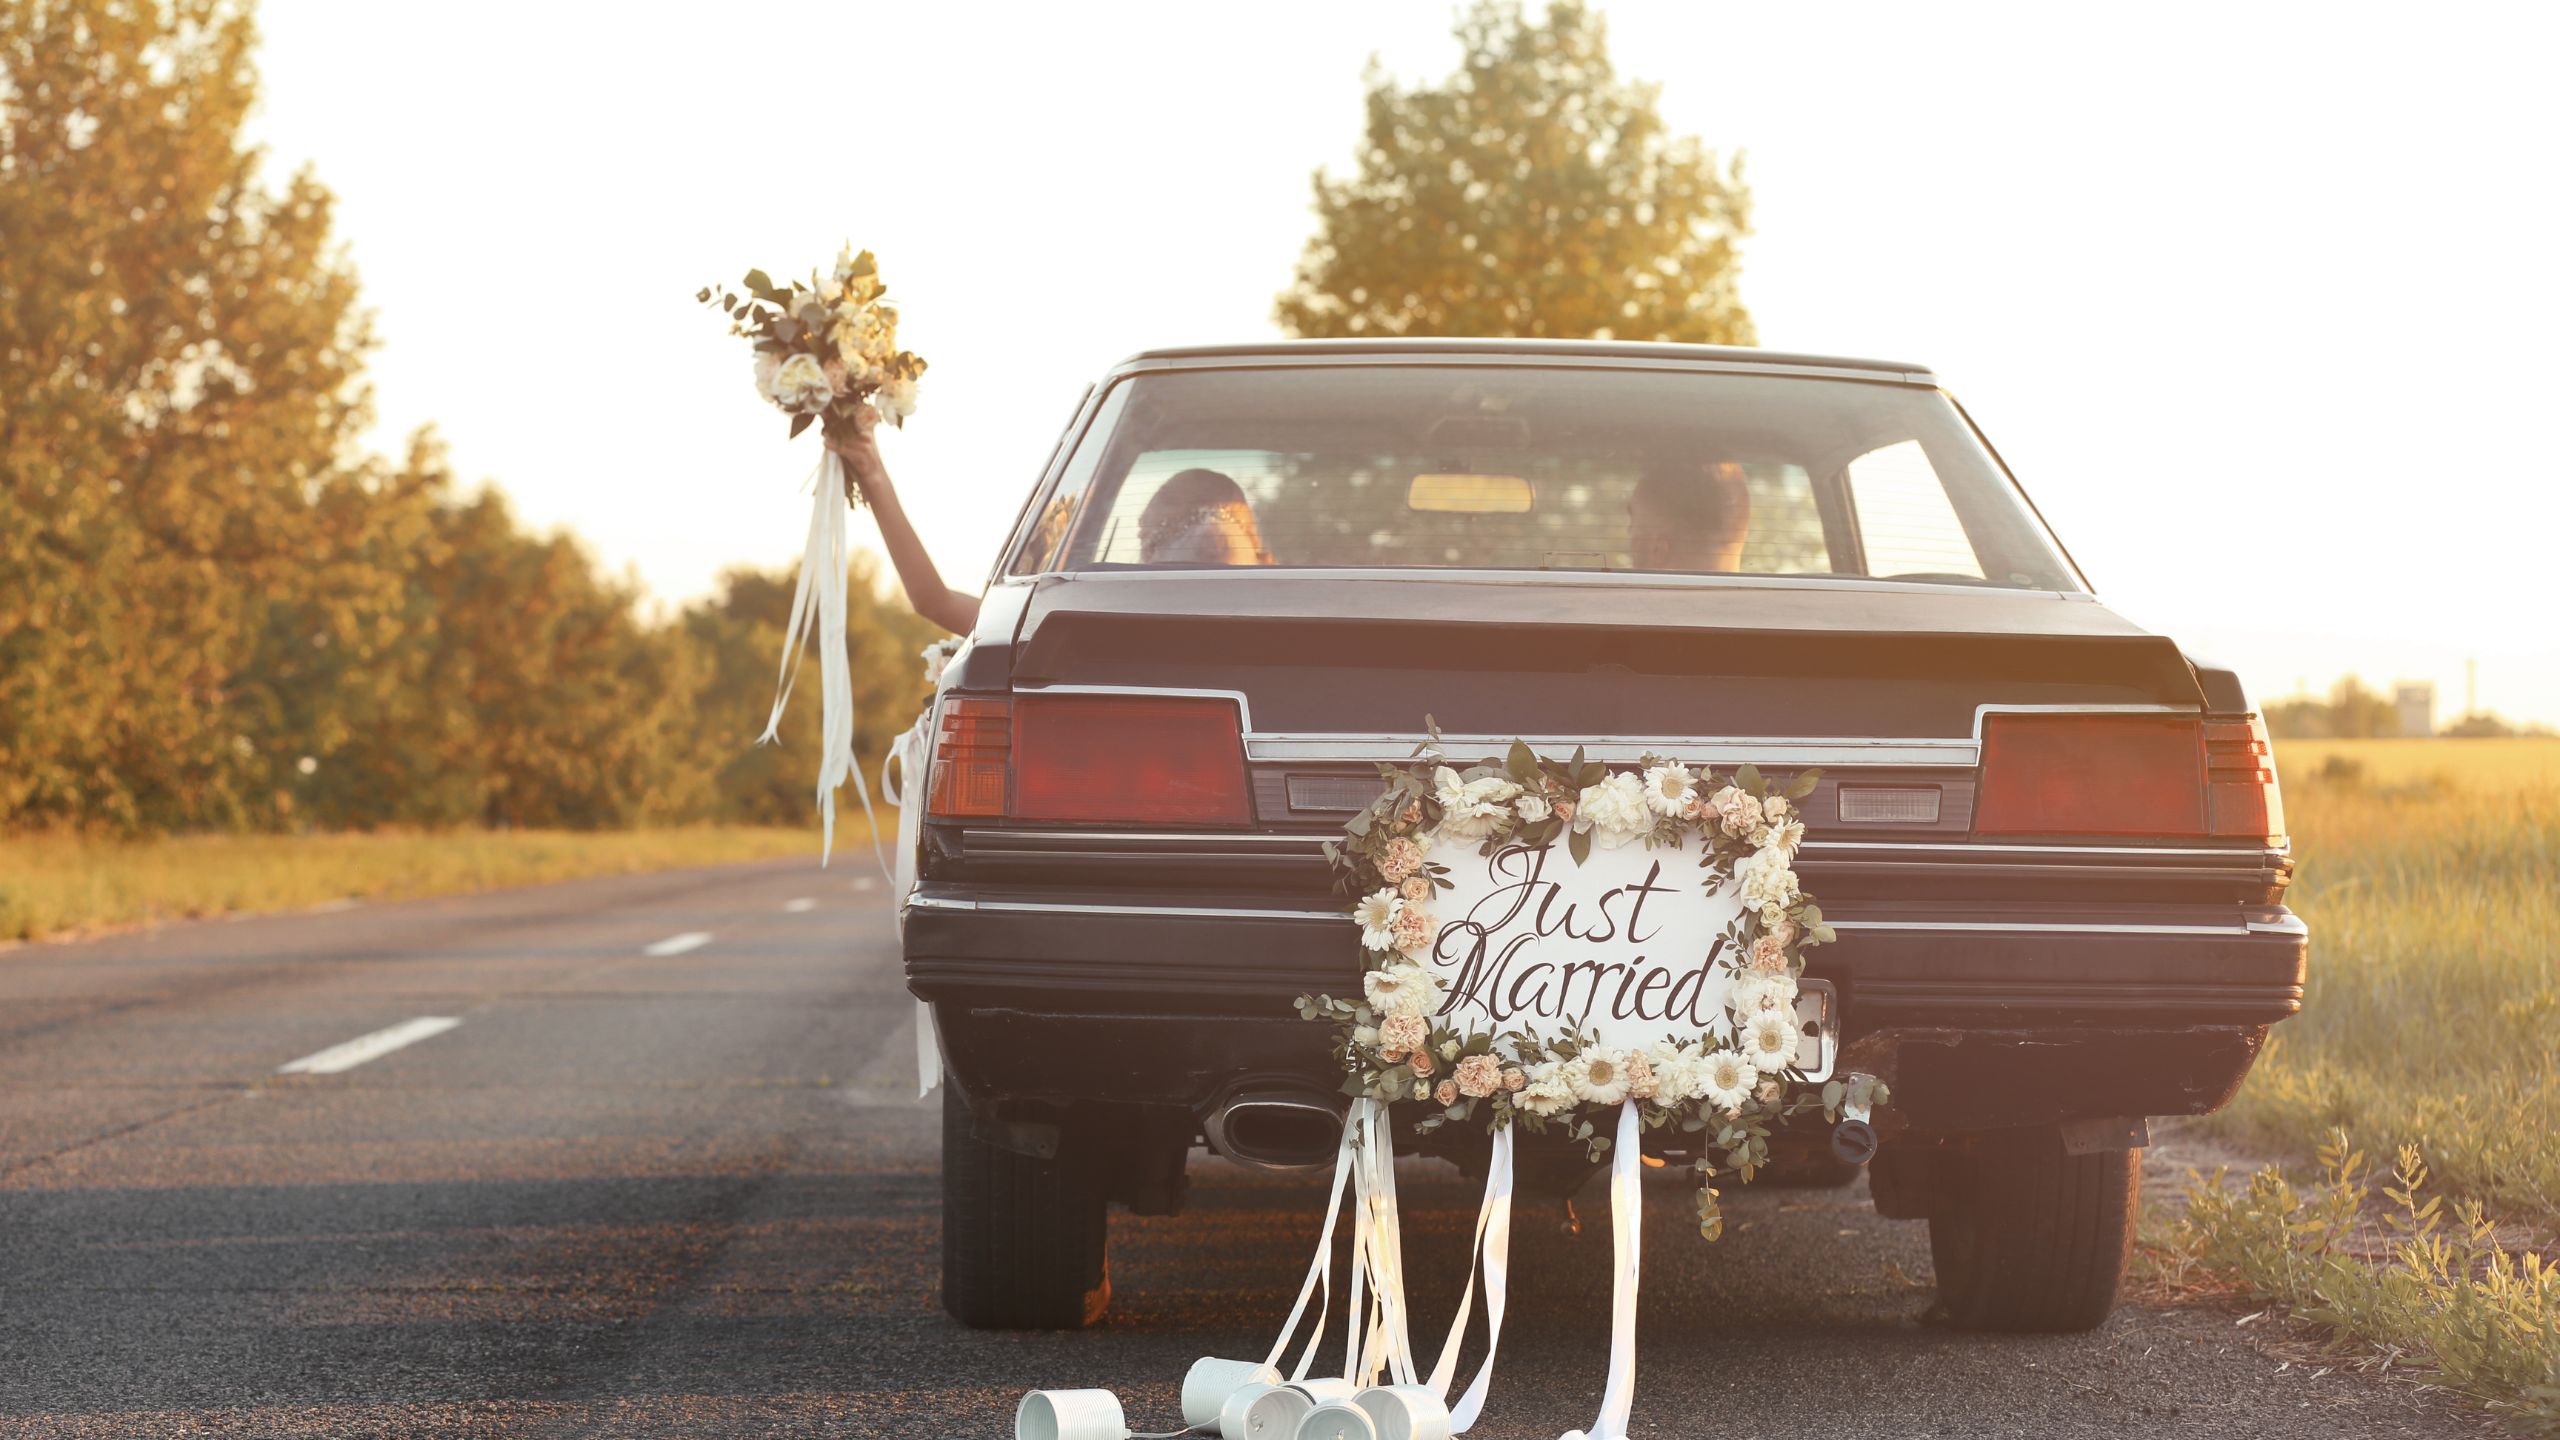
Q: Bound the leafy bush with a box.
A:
[2174,1133,2560,1433]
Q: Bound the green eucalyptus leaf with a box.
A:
[1788,767,1822,799]
[1568,826,1592,865]
[1736,762,1764,796]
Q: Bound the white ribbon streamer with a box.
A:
[1564,1101,1644,1440]
[1266,1100,1366,1380]
[1437,1124,1514,1434]
[760,453,889,877]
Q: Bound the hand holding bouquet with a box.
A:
[699,245,927,463]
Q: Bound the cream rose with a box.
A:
[1514,793,1551,824]
[871,374,919,425]
[1575,772,1652,849]
[1432,765,1522,839]
[1400,876,1433,904]
[770,352,835,413]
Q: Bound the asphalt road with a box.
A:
[0,860,2486,1439]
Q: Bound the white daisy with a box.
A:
[1564,1049,1632,1106]
[1515,1064,1575,1117]
[1700,1048,1755,1110]
[1362,963,1442,1019]
[1641,762,1697,818]
[1761,819,1806,857]
[1743,1010,1801,1074]
[1354,889,1404,951]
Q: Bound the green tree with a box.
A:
[1276,0,1755,343]
[682,558,942,827]
[0,0,380,831]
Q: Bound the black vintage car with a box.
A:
[903,339,2302,1334]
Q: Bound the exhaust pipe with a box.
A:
[1204,1091,1344,1172]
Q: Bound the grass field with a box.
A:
[2168,736,2560,1425]
[2213,737,2560,1229]
[0,822,872,943]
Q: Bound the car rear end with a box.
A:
[906,341,2303,1331]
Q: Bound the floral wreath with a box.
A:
[1297,730,1888,1237]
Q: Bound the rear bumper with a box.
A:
[905,887,2305,1134]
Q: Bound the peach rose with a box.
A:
[1390,907,1433,956]
[1764,917,1800,948]
[1401,876,1433,904]
[1377,836,1425,883]
[1502,1068,1527,1092]
[1454,1054,1502,1098]
[1749,935,1788,971]
[1409,1047,1436,1077]
[1436,1079,1459,1105]
[1622,1052,1658,1100]
[1379,1014,1427,1055]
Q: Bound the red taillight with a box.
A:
[2204,715,2287,841]
[926,697,1011,818]
[1011,693,1249,825]
[1976,713,2208,836]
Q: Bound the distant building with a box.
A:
[2394,682,2436,738]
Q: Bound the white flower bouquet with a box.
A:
[697,245,930,862]
[698,245,927,458]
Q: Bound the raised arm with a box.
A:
[826,407,981,636]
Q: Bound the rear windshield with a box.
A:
[1010,364,2081,590]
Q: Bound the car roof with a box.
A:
[1107,337,1935,382]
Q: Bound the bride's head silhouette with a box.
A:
[1137,468,1274,566]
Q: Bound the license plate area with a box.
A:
[1792,979,1837,1082]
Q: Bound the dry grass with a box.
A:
[0,822,873,944]
[2211,738,2560,1230]
[2164,738,2560,1429]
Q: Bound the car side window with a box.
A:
[1846,440,1987,580]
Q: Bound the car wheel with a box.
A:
[1927,1132,2136,1332]
[940,1087,1111,1329]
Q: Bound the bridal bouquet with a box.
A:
[698,245,930,863]
[698,245,927,454]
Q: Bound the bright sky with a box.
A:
[247,0,2559,726]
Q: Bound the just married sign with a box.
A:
[1421,835,1740,1049]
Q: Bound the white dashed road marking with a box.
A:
[643,932,713,957]
[783,898,817,913]
[277,1017,462,1075]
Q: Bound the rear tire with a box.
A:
[1927,1133,2136,1332]
[940,1087,1111,1329]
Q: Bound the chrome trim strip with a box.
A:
[1969,702,2197,742]
[956,829,2279,864]
[1802,840,2269,857]
[961,829,1319,848]
[1828,919,2251,936]
[919,892,2299,938]
[1244,733,1978,767]
[969,898,1350,923]
[1016,683,1256,733]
